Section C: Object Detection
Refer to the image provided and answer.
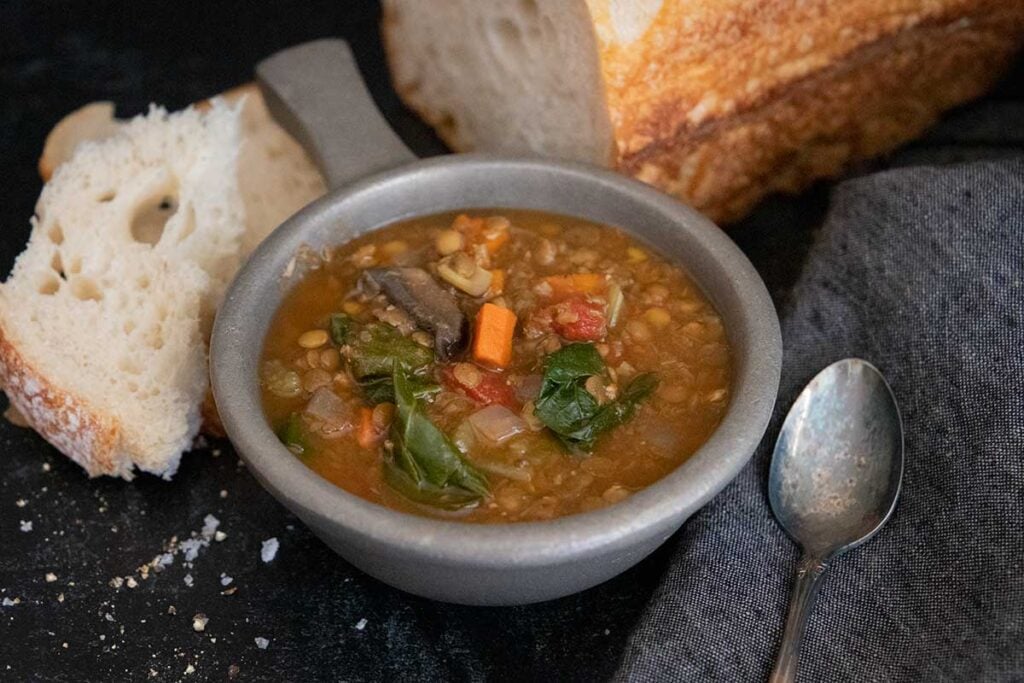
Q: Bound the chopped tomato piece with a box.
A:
[442,363,519,408]
[550,297,608,342]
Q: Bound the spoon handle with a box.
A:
[770,554,828,683]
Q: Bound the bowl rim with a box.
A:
[211,154,781,568]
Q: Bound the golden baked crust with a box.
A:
[593,0,1024,221]
[0,326,128,478]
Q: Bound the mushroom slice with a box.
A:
[361,267,468,359]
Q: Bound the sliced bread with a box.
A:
[3,88,326,479]
[0,102,245,478]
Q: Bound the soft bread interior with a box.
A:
[0,102,245,477]
[383,0,614,164]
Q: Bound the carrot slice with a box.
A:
[544,273,606,299]
[472,303,517,368]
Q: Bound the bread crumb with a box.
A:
[260,538,279,563]
[228,664,240,679]
[167,605,177,615]
[219,490,228,499]
[61,642,68,649]
[15,499,26,508]
[200,514,220,539]
[254,637,269,650]
[57,593,65,603]
[214,531,227,542]
[183,574,193,587]
[184,664,195,675]
[45,572,57,582]
[221,586,238,596]
[42,462,51,472]
[192,614,208,632]
[19,520,32,532]
[109,577,124,589]
[126,577,138,589]
[220,574,233,586]
[355,618,368,631]
[1,597,20,607]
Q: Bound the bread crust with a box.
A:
[0,325,130,478]
[385,0,1023,222]
[620,5,1024,221]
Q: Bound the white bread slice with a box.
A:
[8,87,326,477]
[0,102,247,479]
[383,0,1024,221]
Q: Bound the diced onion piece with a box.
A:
[607,283,625,328]
[304,387,354,437]
[468,405,526,444]
[438,257,493,297]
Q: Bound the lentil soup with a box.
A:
[260,210,732,523]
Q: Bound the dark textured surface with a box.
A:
[617,160,1024,681]
[0,1,1020,681]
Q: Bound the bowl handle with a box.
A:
[256,39,416,190]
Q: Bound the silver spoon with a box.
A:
[768,358,904,683]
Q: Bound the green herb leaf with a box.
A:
[329,313,355,346]
[384,364,488,508]
[534,343,658,452]
[347,323,433,380]
[359,374,440,405]
[275,412,309,456]
[335,317,436,404]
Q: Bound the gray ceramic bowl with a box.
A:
[210,40,781,605]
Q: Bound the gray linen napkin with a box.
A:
[616,158,1024,682]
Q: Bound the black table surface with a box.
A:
[1,2,1018,681]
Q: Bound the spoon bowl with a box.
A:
[768,358,903,682]
[769,359,904,557]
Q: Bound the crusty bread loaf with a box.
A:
[383,0,1024,222]
[3,87,325,479]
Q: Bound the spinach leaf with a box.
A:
[346,322,433,380]
[333,316,436,404]
[276,412,309,456]
[384,364,488,508]
[534,343,658,452]
[329,313,355,346]
[359,374,440,405]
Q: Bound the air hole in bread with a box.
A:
[70,276,103,302]
[68,257,82,275]
[492,18,523,52]
[136,275,150,290]
[37,275,60,296]
[131,194,178,246]
[144,325,165,350]
[48,223,64,245]
[118,357,142,376]
[177,204,196,242]
[98,191,116,203]
[51,252,65,278]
